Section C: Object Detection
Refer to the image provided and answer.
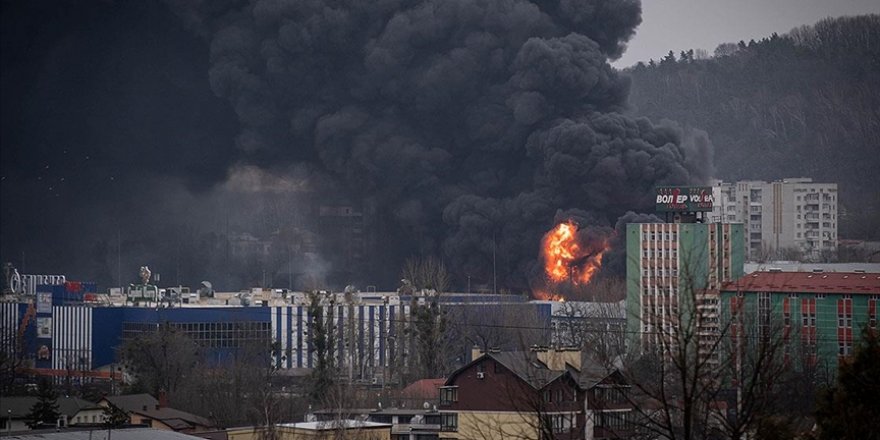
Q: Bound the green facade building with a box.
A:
[626,222,745,352]
[720,271,879,369]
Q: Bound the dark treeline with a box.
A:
[625,15,880,240]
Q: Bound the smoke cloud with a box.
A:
[172,0,711,289]
[1,1,712,291]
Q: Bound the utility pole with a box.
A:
[492,232,497,295]
[117,228,121,292]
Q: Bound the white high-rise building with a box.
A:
[711,178,837,261]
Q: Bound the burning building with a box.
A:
[537,221,611,301]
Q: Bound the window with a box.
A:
[869,299,878,329]
[440,387,458,405]
[598,412,630,431]
[556,389,564,403]
[548,414,573,433]
[758,292,771,337]
[440,413,458,431]
[802,299,817,327]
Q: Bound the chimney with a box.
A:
[158,389,168,409]
[535,347,582,371]
[471,346,484,361]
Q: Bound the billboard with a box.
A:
[656,186,714,212]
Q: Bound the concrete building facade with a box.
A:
[711,178,838,261]
[626,222,745,357]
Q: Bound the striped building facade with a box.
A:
[4,293,549,383]
[626,222,745,355]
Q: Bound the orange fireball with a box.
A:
[543,221,580,283]
[541,221,609,287]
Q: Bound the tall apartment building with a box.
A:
[625,222,745,357]
[711,178,838,261]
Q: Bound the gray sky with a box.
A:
[614,0,880,68]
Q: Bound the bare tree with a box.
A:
[552,300,626,368]
[397,256,455,383]
[0,320,28,394]
[118,323,200,399]
[401,256,450,294]
[307,290,338,404]
[622,250,794,440]
[451,303,546,355]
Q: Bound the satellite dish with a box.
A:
[423,402,430,410]
[201,281,213,289]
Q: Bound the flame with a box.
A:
[533,290,565,302]
[541,221,609,287]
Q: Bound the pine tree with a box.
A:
[26,378,60,429]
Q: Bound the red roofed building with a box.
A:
[721,271,880,368]
[399,378,445,408]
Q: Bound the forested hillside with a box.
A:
[625,15,880,239]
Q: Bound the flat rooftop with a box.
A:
[722,272,880,295]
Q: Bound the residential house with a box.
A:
[97,393,214,434]
[398,378,445,408]
[1,395,94,431]
[438,347,633,440]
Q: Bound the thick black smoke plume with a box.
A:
[173,0,712,290]
[1,1,711,291]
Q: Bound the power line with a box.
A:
[98,302,877,345]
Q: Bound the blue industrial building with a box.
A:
[2,289,551,382]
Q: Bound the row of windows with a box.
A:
[596,411,633,430]
[75,414,104,424]
[642,249,679,258]
[646,233,678,241]
[640,269,679,277]
[121,321,272,349]
[543,388,577,403]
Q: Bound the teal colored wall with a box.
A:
[625,222,746,353]
[719,289,876,371]
[625,224,642,347]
